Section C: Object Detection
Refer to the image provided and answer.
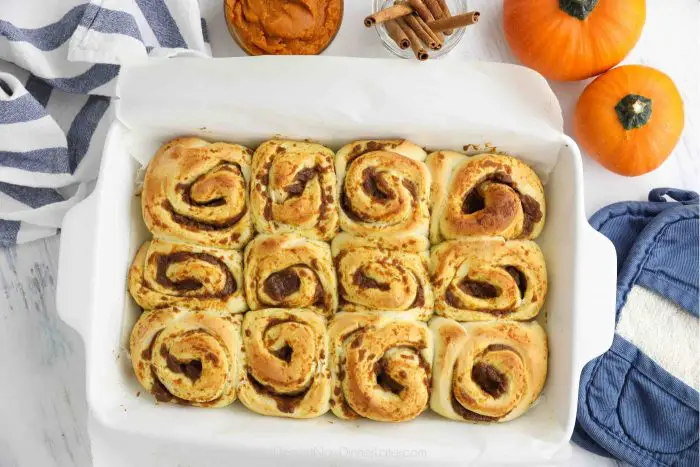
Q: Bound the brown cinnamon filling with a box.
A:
[340,191,368,222]
[164,200,247,231]
[176,164,239,208]
[313,282,325,307]
[285,167,317,197]
[263,269,301,301]
[462,172,514,214]
[374,359,405,395]
[271,344,293,363]
[410,284,425,308]
[247,371,308,413]
[458,277,500,299]
[361,167,393,201]
[450,396,498,422]
[460,172,542,236]
[352,269,390,291]
[155,252,236,297]
[141,330,163,360]
[472,362,508,398]
[161,344,203,382]
[504,266,527,296]
[445,288,463,308]
[346,141,387,164]
[519,193,543,237]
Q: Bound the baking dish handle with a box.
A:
[56,193,99,338]
[576,224,617,368]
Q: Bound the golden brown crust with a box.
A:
[328,312,433,422]
[129,307,241,407]
[249,140,339,241]
[331,233,434,321]
[142,137,253,249]
[429,317,547,422]
[237,309,331,418]
[244,233,338,318]
[336,140,431,238]
[427,152,545,243]
[128,239,247,314]
[430,237,547,321]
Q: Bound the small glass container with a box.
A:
[373,0,469,59]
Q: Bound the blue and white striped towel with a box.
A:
[0,0,210,246]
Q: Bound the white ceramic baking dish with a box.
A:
[56,57,616,465]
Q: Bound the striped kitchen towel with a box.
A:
[0,0,210,246]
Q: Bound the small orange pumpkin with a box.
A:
[504,0,646,81]
[574,65,684,177]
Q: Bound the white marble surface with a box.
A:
[0,0,697,465]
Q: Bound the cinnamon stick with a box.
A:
[434,0,454,34]
[408,0,436,23]
[365,4,414,27]
[423,0,446,21]
[416,13,444,44]
[396,17,428,61]
[426,11,480,33]
[404,14,442,50]
[385,20,410,49]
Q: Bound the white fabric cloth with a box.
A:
[0,0,210,246]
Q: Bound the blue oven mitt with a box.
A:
[572,188,699,466]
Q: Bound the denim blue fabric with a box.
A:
[574,189,699,467]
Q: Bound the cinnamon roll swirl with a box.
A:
[331,233,434,321]
[427,152,545,243]
[430,318,547,422]
[130,307,241,407]
[142,137,253,249]
[128,238,247,314]
[250,140,339,241]
[336,140,431,238]
[430,238,547,321]
[238,309,331,418]
[244,233,337,317]
[328,312,433,422]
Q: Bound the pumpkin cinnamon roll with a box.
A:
[128,238,247,314]
[331,233,434,321]
[328,312,433,422]
[142,137,253,249]
[249,140,339,241]
[430,238,547,321]
[244,233,337,317]
[238,309,331,418]
[430,318,547,422]
[336,140,431,238]
[427,152,545,243]
[130,307,241,407]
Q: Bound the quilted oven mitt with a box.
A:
[573,188,699,467]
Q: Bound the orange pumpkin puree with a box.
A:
[226,0,343,55]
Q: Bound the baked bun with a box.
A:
[328,312,432,422]
[249,139,338,241]
[430,317,547,422]
[142,137,253,249]
[427,152,545,243]
[244,233,337,317]
[331,233,433,321]
[129,307,241,407]
[128,238,247,314]
[336,140,431,238]
[430,237,547,321]
[237,309,331,418]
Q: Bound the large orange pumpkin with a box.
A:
[574,65,684,177]
[504,0,646,81]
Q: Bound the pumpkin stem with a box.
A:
[559,0,599,20]
[615,94,653,130]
